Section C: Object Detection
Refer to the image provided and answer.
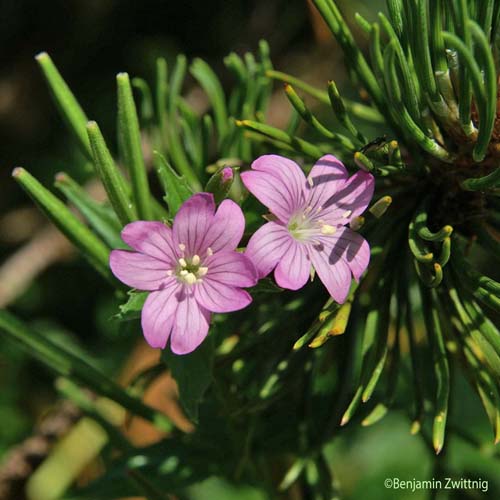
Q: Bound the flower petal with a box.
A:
[194,279,252,313]
[110,250,173,290]
[251,154,307,208]
[204,251,257,287]
[201,199,245,253]
[274,241,310,290]
[306,155,349,211]
[322,227,370,281]
[141,282,181,349]
[173,193,215,255]
[170,291,211,355]
[309,241,352,303]
[241,155,306,221]
[245,222,293,278]
[121,221,177,264]
[322,170,375,222]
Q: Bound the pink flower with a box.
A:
[241,154,374,303]
[110,193,257,354]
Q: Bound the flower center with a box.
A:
[287,206,337,243]
[170,245,211,285]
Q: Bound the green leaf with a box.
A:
[131,77,154,126]
[161,336,214,423]
[235,119,322,158]
[266,69,384,123]
[154,151,193,216]
[12,167,112,281]
[117,72,153,220]
[87,121,136,225]
[115,290,148,321]
[35,52,92,159]
[190,58,229,143]
[166,55,202,191]
[54,172,125,249]
[0,310,172,432]
[284,84,356,151]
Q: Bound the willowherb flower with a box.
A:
[110,193,257,354]
[241,154,374,303]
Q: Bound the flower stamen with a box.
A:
[175,254,209,285]
[320,224,337,235]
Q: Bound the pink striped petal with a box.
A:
[194,279,252,313]
[306,155,349,211]
[322,170,374,222]
[241,155,306,221]
[274,241,311,290]
[141,282,182,348]
[321,227,370,281]
[173,193,215,254]
[251,154,306,208]
[309,242,352,303]
[170,292,211,355]
[121,221,177,264]
[109,250,173,290]
[204,251,257,287]
[245,222,293,278]
[201,199,245,253]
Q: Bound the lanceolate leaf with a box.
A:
[154,151,194,216]
[114,290,148,321]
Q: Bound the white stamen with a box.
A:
[179,269,188,276]
[178,243,186,252]
[342,210,352,219]
[196,278,203,283]
[308,177,314,187]
[192,254,200,266]
[178,257,187,267]
[198,266,208,276]
[321,224,337,235]
[207,247,213,256]
[184,273,197,285]
[166,270,173,276]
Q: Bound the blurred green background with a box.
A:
[1,0,498,498]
